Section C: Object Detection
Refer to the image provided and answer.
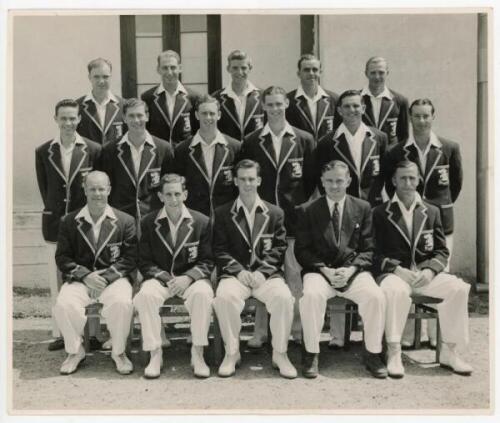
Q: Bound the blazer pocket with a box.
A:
[220,165,234,185]
[185,241,200,263]
[147,168,161,189]
[107,242,122,262]
[434,164,450,186]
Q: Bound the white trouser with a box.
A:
[300,272,385,354]
[381,272,470,346]
[53,278,133,355]
[133,278,214,351]
[214,276,294,355]
[46,242,62,338]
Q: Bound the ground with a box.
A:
[10,289,490,413]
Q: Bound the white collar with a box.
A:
[51,133,86,147]
[405,128,442,149]
[360,86,393,100]
[391,192,423,210]
[334,122,372,140]
[191,130,227,147]
[326,194,347,211]
[84,91,118,104]
[76,205,116,223]
[295,84,328,101]
[260,122,295,138]
[221,81,258,98]
[236,195,266,214]
[156,204,192,223]
[155,82,188,96]
[118,130,155,147]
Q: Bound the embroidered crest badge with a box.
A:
[291,161,303,178]
[149,170,160,187]
[114,122,124,138]
[388,119,397,138]
[183,115,191,132]
[109,245,121,261]
[187,245,198,262]
[423,232,434,252]
[437,167,449,186]
[262,238,272,251]
[254,116,263,130]
[371,157,380,176]
[223,168,233,183]
[325,116,334,132]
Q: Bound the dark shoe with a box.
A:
[48,337,65,351]
[89,337,102,351]
[364,351,388,379]
[302,351,319,378]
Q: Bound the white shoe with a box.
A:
[144,347,163,379]
[112,352,134,375]
[102,339,112,350]
[440,343,473,375]
[272,351,297,379]
[328,338,345,349]
[247,335,268,349]
[60,344,86,375]
[386,343,405,378]
[218,352,241,377]
[191,346,210,378]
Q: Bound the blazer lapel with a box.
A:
[137,142,157,185]
[47,142,66,182]
[251,203,270,250]
[412,203,428,252]
[294,95,315,132]
[378,97,395,130]
[258,132,278,168]
[67,142,88,188]
[117,142,137,187]
[360,131,377,175]
[230,201,251,247]
[103,101,120,136]
[82,99,103,131]
[188,142,210,185]
[171,92,188,129]
[153,90,171,126]
[76,217,96,255]
[243,90,260,130]
[211,142,229,187]
[220,95,241,130]
[276,131,296,174]
[333,134,359,177]
[172,217,194,262]
[362,95,376,127]
[316,96,330,131]
[424,145,443,186]
[94,217,118,262]
[154,212,174,256]
[385,201,412,247]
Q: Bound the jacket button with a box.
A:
[63,199,67,202]
[248,249,252,253]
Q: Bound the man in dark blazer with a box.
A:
[373,160,472,378]
[286,54,339,144]
[174,95,240,218]
[213,159,297,379]
[133,174,214,379]
[212,50,265,141]
[360,56,409,146]
[295,160,387,379]
[35,98,101,351]
[53,171,137,376]
[99,98,175,227]
[76,58,127,145]
[141,50,200,146]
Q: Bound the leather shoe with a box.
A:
[48,337,64,351]
[247,335,268,349]
[440,343,473,376]
[112,352,134,375]
[60,344,86,375]
[364,351,388,379]
[191,346,210,378]
[386,343,405,378]
[272,351,297,379]
[302,351,319,378]
[218,352,241,377]
[144,348,163,379]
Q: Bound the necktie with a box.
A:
[332,202,340,243]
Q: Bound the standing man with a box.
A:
[54,171,137,375]
[361,56,409,146]
[295,161,387,379]
[141,50,199,147]
[239,86,316,347]
[76,58,127,145]
[35,99,101,351]
[286,54,339,144]
[212,50,265,141]
[213,159,297,379]
[373,160,472,377]
[174,95,241,218]
[133,174,214,379]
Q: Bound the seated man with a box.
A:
[213,159,297,379]
[133,174,214,379]
[54,171,137,375]
[295,160,387,379]
[373,160,472,377]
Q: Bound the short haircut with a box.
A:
[261,86,287,103]
[297,53,320,70]
[195,94,220,111]
[87,57,112,74]
[234,159,261,177]
[55,99,79,116]
[227,49,252,67]
[393,160,419,177]
[160,173,187,191]
[84,170,110,187]
[321,160,351,177]
[338,89,364,107]
[123,98,149,116]
[157,50,181,66]
[365,56,388,73]
[409,98,436,115]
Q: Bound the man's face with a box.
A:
[337,95,365,126]
[262,93,289,121]
[157,56,181,84]
[54,106,81,137]
[124,105,149,132]
[297,59,321,85]
[234,167,261,196]
[158,182,187,211]
[410,104,435,135]
[88,63,112,94]
[84,174,111,209]
[392,166,419,197]
[321,167,351,200]
[227,59,251,84]
[365,60,389,89]
[195,102,220,131]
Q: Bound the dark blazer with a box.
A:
[139,207,214,286]
[372,199,449,279]
[174,133,241,217]
[239,125,316,236]
[383,136,463,235]
[212,87,265,141]
[99,135,175,221]
[55,207,137,285]
[141,85,200,146]
[35,137,102,242]
[315,125,388,207]
[286,88,339,143]
[362,89,409,146]
[76,94,127,145]
[213,199,287,280]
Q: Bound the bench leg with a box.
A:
[212,315,223,367]
[125,317,134,357]
[435,316,441,363]
[414,307,422,349]
[343,305,352,351]
[84,319,91,353]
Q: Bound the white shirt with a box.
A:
[221,81,258,126]
[84,92,118,128]
[326,195,347,230]
[260,122,295,163]
[157,205,192,246]
[404,128,442,171]
[295,84,328,128]
[236,196,266,234]
[392,192,423,237]
[76,205,116,243]
[118,131,156,177]
[360,86,393,126]
[335,122,371,171]
[156,82,188,120]
[51,134,86,179]
[190,130,227,180]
